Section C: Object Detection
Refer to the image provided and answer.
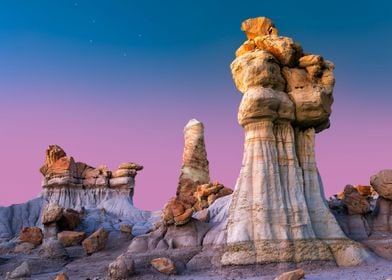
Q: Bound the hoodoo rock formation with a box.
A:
[162,119,232,226]
[222,16,368,266]
[2,15,391,280]
[0,145,157,248]
[329,170,392,260]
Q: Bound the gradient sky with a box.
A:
[0,0,391,210]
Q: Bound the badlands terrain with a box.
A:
[0,17,391,280]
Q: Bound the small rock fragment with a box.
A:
[82,227,109,255]
[54,272,69,280]
[19,226,43,246]
[108,254,135,280]
[151,257,177,275]
[274,269,305,280]
[6,261,31,279]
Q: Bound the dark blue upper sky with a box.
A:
[1,0,391,104]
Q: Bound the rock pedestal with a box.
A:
[222,16,368,266]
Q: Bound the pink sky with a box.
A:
[1,84,391,210]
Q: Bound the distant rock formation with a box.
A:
[222,16,368,266]
[329,170,392,260]
[162,119,232,226]
[0,145,158,243]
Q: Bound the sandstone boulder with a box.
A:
[343,185,370,215]
[19,226,43,246]
[112,168,137,178]
[82,227,109,255]
[108,254,135,280]
[241,17,278,39]
[151,257,177,275]
[254,35,303,66]
[299,54,324,68]
[274,269,305,280]
[287,86,332,131]
[54,272,69,280]
[231,50,286,93]
[370,169,392,200]
[57,208,81,230]
[162,198,194,226]
[235,39,256,57]
[354,185,373,197]
[58,231,85,247]
[118,162,143,171]
[193,182,233,211]
[5,261,31,279]
[238,87,294,126]
[42,203,63,224]
[39,145,67,175]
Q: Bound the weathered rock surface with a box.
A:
[328,171,392,259]
[42,203,63,224]
[241,17,278,39]
[39,239,68,259]
[193,182,233,211]
[254,35,303,66]
[19,227,43,246]
[57,208,81,230]
[108,254,134,280]
[151,257,177,275]
[0,197,43,241]
[371,169,392,200]
[274,268,305,280]
[58,231,85,247]
[5,261,31,279]
[54,272,69,280]
[82,227,109,255]
[222,16,368,266]
[162,119,232,226]
[231,50,286,93]
[343,185,370,215]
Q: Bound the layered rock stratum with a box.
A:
[0,145,157,244]
[222,16,368,266]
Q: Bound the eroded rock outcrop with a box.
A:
[222,16,368,266]
[162,119,232,226]
[329,170,392,259]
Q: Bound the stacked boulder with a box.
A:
[222,16,368,266]
[162,119,232,226]
[40,145,142,209]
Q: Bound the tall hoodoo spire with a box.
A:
[222,16,369,266]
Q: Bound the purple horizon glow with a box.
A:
[1,83,391,211]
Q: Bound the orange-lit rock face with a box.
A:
[342,185,371,215]
[151,257,177,275]
[19,227,43,246]
[254,35,303,67]
[58,231,85,247]
[241,17,278,39]
[193,182,233,211]
[82,227,108,255]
